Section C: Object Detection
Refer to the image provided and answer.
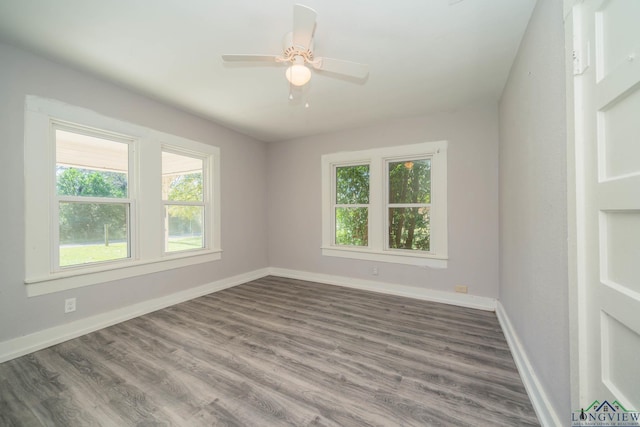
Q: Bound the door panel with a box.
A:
[602,211,640,293]
[601,312,640,405]
[599,88,640,179]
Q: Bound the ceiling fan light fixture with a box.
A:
[285,63,311,86]
[285,55,311,86]
[222,5,369,93]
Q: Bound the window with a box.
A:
[162,150,205,253]
[24,96,221,296]
[55,125,133,268]
[387,158,431,252]
[322,141,448,268]
[334,164,369,246]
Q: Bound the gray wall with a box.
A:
[498,0,570,419]
[0,42,269,342]
[267,102,500,298]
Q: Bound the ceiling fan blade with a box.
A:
[292,4,317,49]
[221,54,282,62]
[312,57,369,79]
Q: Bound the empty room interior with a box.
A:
[2,0,639,426]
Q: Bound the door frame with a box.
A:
[565,0,586,416]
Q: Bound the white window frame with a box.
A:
[321,141,448,268]
[52,121,136,271]
[161,146,210,255]
[332,163,370,248]
[24,96,221,297]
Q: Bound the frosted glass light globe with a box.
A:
[285,64,311,86]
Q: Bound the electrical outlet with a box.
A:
[64,298,76,313]
[454,285,468,294]
[372,266,379,276]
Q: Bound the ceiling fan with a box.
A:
[222,4,369,88]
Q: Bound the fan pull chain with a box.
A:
[287,81,310,108]
[303,82,310,109]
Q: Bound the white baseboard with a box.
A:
[496,302,562,427]
[268,267,496,311]
[0,268,269,364]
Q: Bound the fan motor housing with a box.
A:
[282,32,313,62]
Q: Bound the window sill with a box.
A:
[25,250,222,297]
[321,246,448,269]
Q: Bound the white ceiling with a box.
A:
[0,0,536,142]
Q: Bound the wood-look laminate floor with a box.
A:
[0,276,539,426]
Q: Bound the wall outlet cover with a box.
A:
[64,298,76,313]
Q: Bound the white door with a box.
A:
[572,0,640,416]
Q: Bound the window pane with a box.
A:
[59,202,129,266]
[388,159,431,204]
[56,129,128,198]
[335,207,368,246]
[162,152,203,201]
[336,165,369,204]
[165,205,204,252]
[388,207,430,251]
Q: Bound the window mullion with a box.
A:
[369,156,383,251]
[162,201,205,207]
[334,203,369,208]
[387,203,430,208]
[57,195,132,204]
